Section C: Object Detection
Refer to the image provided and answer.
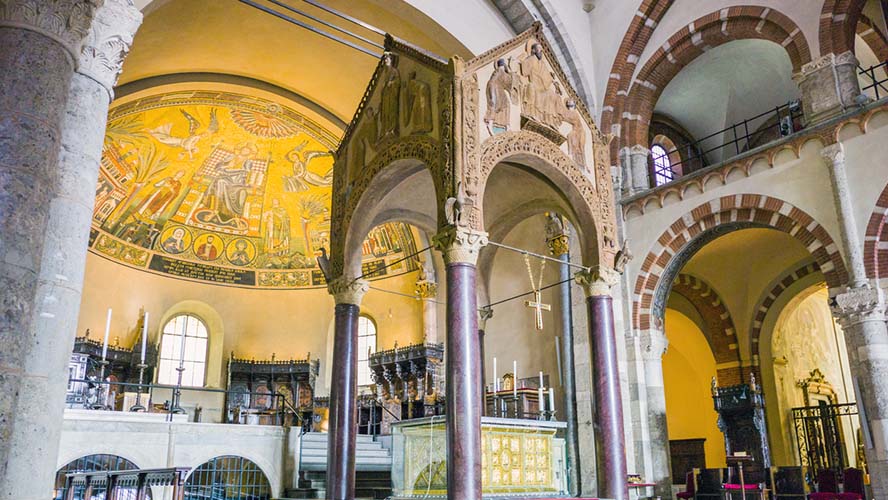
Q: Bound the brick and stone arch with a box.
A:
[621,6,812,149]
[856,12,888,63]
[670,273,739,365]
[748,261,823,361]
[819,0,867,57]
[600,0,675,166]
[864,178,888,280]
[632,194,848,332]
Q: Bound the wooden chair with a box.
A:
[837,468,864,500]
[809,469,839,500]
[771,466,807,500]
[695,468,724,499]
[677,469,698,499]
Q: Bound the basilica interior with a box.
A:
[4,1,888,500]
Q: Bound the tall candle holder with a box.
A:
[169,365,186,414]
[91,359,110,410]
[129,363,148,412]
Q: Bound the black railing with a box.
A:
[67,377,307,428]
[63,467,189,500]
[655,100,803,186]
[859,61,888,101]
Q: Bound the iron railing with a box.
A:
[791,402,861,483]
[654,100,803,185]
[63,467,189,500]
[859,61,888,101]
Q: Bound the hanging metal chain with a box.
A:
[523,252,547,292]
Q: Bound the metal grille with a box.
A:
[792,402,859,480]
[185,456,271,500]
[54,454,142,500]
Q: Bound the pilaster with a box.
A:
[628,144,651,194]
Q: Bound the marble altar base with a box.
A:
[391,416,568,498]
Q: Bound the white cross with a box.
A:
[524,290,551,331]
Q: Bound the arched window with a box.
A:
[651,143,674,186]
[357,315,377,386]
[157,314,208,387]
[185,455,271,500]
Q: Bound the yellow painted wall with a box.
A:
[663,308,726,469]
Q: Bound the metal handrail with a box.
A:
[859,61,888,101]
[64,467,190,500]
[654,100,802,184]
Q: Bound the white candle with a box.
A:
[538,386,545,415]
[512,360,518,398]
[101,308,112,360]
[178,322,187,368]
[539,371,544,389]
[493,357,498,392]
[140,312,149,363]
[548,387,556,418]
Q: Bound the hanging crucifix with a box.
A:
[523,253,550,331]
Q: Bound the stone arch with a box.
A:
[476,130,603,267]
[600,0,675,165]
[857,12,888,62]
[632,194,848,331]
[185,454,276,498]
[670,273,739,366]
[337,136,444,279]
[864,179,888,280]
[819,0,867,57]
[623,6,812,148]
[748,261,823,361]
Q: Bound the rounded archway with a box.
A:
[185,455,272,500]
[54,454,142,500]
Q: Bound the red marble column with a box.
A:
[435,226,488,500]
[579,270,628,500]
[326,278,368,500]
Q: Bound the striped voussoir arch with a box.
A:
[819,0,867,57]
[864,180,888,279]
[671,273,738,364]
[748,261,823,361]
[633,194,848,331]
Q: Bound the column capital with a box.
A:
[478,306,494,330]
[328,276,369,306]
[414,279,438,299]
[545,213,569,257]
[628,144,650,156]
[0,0,101,65]
[639,329,669,361]
[820,142,845,166]
[78,0,142,98]
[832,284,886,327]
[574,266,620,297]
[432,225,488,265]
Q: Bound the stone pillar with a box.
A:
[618,146,634,197]
[831,287,888,499]
[0,0,102,494]
[415,277,438,343]
[326,277,369,500]
[627,144,651,194]
[639,329,672,498]
[794,52,862,125]
[576,268,629,500]
[546,214,581,495]
[4,3,141,499]
[433,225,488,500]
[478,306,493,415]
[822,143,867,286]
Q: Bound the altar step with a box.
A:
[281,470,392,499]
[298,432,392,471]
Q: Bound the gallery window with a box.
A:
[652,143,674,186]
[357,315,377,386]
[157,314,209,387]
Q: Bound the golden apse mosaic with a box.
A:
[91,89,419,288]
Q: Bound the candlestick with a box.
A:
[178,324,187,368]
[140,312,149,364]
[493,357,498,392]
[548,387,556,420]
[513,360,518,398]
[102,308,112,360]
[538,371,544,389]
[538,386,545,419]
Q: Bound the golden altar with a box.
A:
[390,416,567,498]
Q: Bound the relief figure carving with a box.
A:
[484,58,518,135]
[378,53,401,141]
[405,71,433,134]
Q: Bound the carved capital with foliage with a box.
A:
[78,0,142,97]
[414,279,438,299]
[0,0,101,64]
[432,225,489,265]
[574,266,619,297]
[831,284,886,327]
[328,276,369,306]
